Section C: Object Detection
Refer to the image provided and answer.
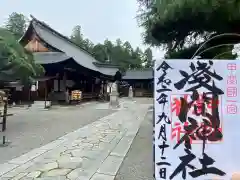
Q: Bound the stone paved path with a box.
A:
[0,99,151,180]
[0,101,115,164]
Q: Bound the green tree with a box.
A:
[92,39,148,70]
[70,25,95,53]
[70,25,84,47]
[137,0,240,59]
[123,41,134,55]
[82,38,94,53]
[130,47,144,69]
[104,39,114,60]
[116,38,122,47]
[5,12,28,39]
[144,48,153,68]
[70,24,147,70]
[0,28,44,83]
[92,44,108,63]
[110,43,128,66]
[165,44,237,59]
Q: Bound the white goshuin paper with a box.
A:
[154,59,240,180]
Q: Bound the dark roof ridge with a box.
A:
[29,15,96,58]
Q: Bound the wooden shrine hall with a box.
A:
[18,15,120,103]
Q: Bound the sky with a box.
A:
[0,0,165,59]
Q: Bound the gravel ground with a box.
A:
[115,109,154,180]
[0,102,115,164]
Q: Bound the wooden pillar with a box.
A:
[58,79,60,92]
[63,71,67,92]
[2,95,8,131]
[91,79,94,93]
[103,81,106,95]
[57,73,60,92]
[103,81,107,100]
[83,80,85,93]
[44,81,47,108]
[1,93,8,145]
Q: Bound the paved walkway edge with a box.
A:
[92,111,148,180]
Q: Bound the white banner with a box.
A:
[154,59,240,180]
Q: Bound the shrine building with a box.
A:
[15,15,153,103]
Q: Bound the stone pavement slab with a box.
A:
[0,99,151,180]
[91,173,115,180]
[0,163,18,176]
[110,136,135,157]
[97,155,124,176]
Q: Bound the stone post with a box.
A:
[128,86,133,99]
[65,89,70,104]
[109,82,120,108]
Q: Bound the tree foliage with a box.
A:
[70,25,94,54]
[144,48,153,67]
[137,0,240,59]
[0,28,44,83]
[0,12,45,85]
[70,25,153,70]
[70,26,84,46]
[5,12,28,39]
